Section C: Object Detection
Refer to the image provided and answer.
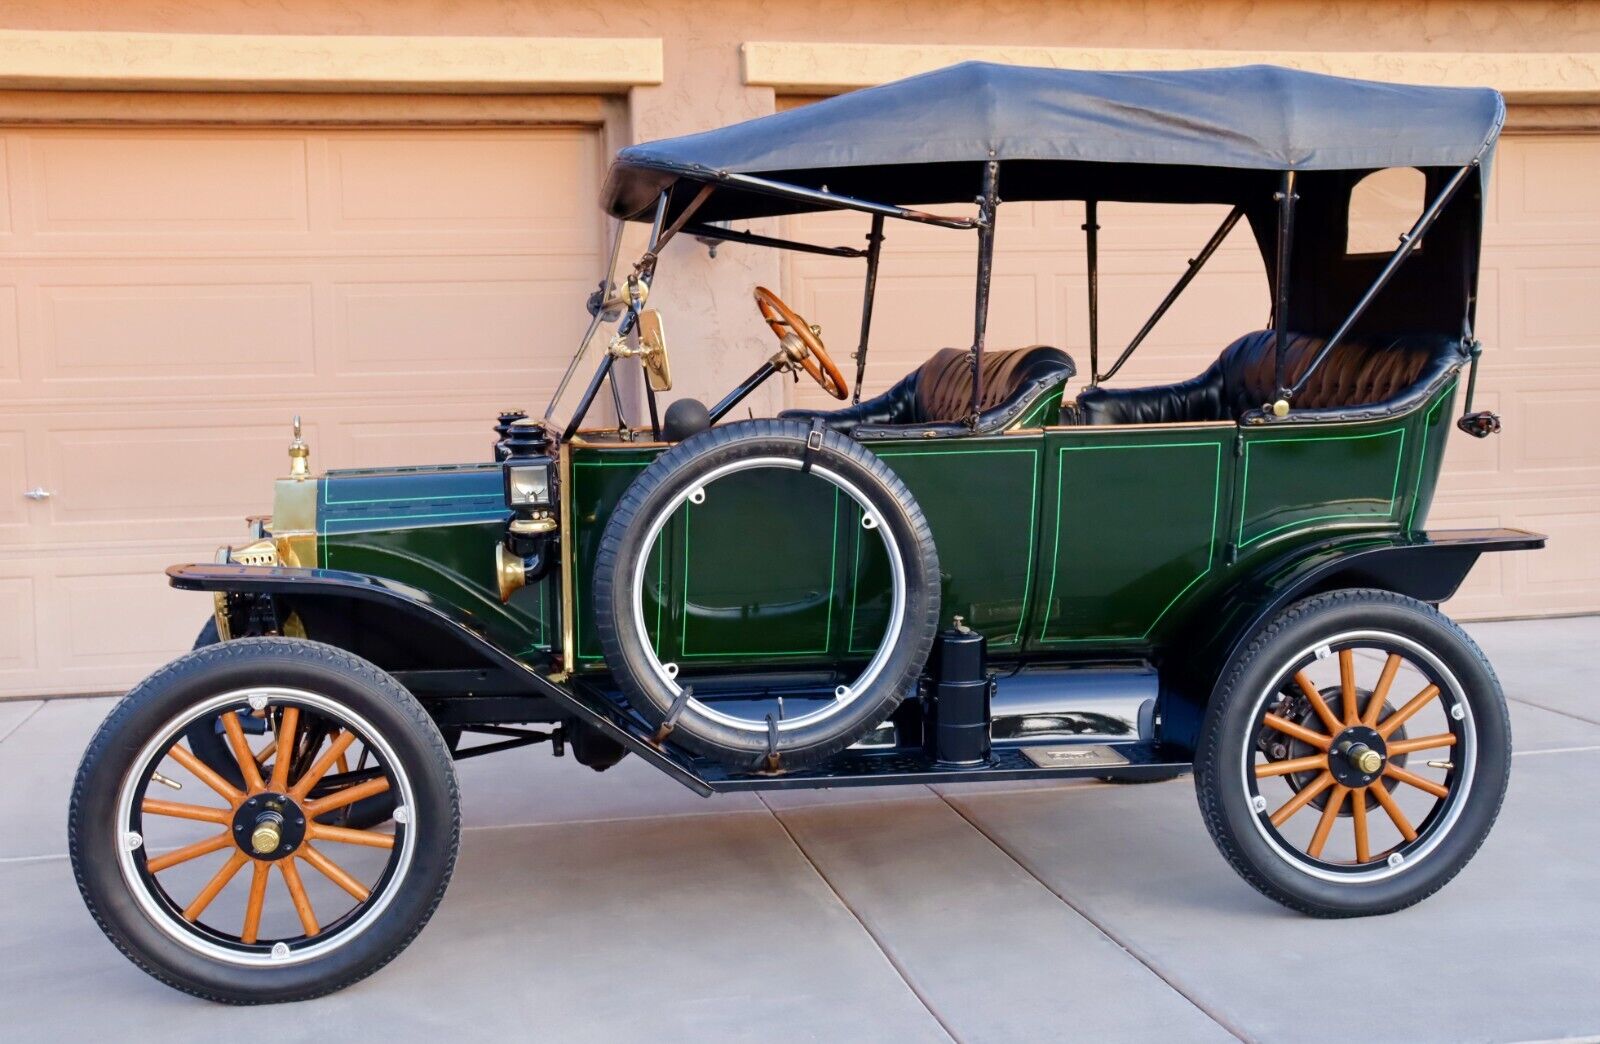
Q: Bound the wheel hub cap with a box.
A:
[1329,725,1388,788]
[232,792,305,861]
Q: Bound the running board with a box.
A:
[694,741,1189,792]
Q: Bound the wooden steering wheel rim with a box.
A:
[753,286,848,400]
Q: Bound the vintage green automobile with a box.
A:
[72,63,1543,1003]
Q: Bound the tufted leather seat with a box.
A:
[1075,330,1466,425]
[781,345,1076,437]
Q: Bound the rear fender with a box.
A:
[1156,528,1545,753]
[168,563,713,795]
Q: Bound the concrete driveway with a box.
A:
[2,617,1597,1043]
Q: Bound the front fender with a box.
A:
[1157,527,1544,752]
[167,563,714,795]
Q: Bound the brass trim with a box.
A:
[1038,419,1238,433]
[558,441,577,675]
[271,476,319,568]
[495,543,529,603]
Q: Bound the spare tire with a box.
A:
[592,418,939,771]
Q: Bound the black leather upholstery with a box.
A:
[1075,331,1466,426]
[781,345,1075,438]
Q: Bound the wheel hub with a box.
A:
[1329,725,1388,787]
[231,792,305,861]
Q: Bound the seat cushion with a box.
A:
[781,345,1075,436]
[1076,331,1464,425]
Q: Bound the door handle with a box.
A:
[23,487,52,501]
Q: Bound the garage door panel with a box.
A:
[1515,386,1600,483]
[326,130,600,250]
[0,428,27,534]
[25,132,309,238]
[37,280,316,383]
[0,283,18,383]
[1515,500,1600,609]
[1493,138,1600,228]
[0,574,37,673]
[339,411,507,471]
[1506,263,1600,365]
[46,550,205,671]
[331,274,591,379]
[39,416,318,539]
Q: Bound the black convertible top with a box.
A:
[602,62,1504,222]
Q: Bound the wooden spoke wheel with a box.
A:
[1196,590,1511,918]
[71,639,458,1003]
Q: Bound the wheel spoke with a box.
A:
[241,861,270,944]
[1262,713,1331,751]
[269,706,300,792]
[278,855,320,937]
[145,831,233,873]
[165,744,244,807]
[304,775,391,818]
[1254,753,1328,778]
[184,849,249,921]
[1385,733,1457,756]
[1351,787,1371,863]
[1292,672,1343,734]
[1384,762,1450,799]
[1307,784,1349,859]
[141,798,230,824]
[289,730,357,802]
[1338,649,1359,725]
[220,711,266,793]
[255,738,276,766]
[1377,683,1440,739]
[308,822,396,849]
[1371,781,1419,841]
[299,843,370,902]
[1363,653,1402,726]
[1270,770,1334,827]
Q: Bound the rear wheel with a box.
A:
[70,638,459,1002]
[1195,589,1510,917]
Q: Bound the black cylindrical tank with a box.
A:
[926,619,991,765]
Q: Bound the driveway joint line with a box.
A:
[934,790,1253,1044]
[757,791,962,1044]
[0,702,44,747]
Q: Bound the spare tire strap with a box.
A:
[800,418,827,475]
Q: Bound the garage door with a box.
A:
[0,125,604,697]
[783,130,1599,621]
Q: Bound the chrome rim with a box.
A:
[628,456,907,734]
[114,688,417,967]
[1239,630,1476,884]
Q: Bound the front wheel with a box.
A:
[70,638,459,1002]
[1195,589,1510,917]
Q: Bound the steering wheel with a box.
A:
[753,286,848,400]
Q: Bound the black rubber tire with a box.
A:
[1194,589,1511,917]
[70,638,460,1003]
[593,418,940,770]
